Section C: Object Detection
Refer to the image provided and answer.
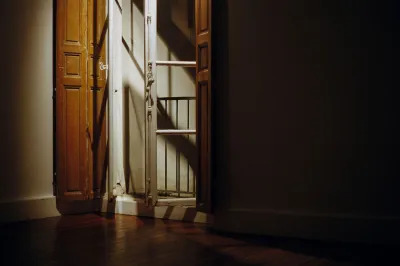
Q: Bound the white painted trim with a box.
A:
[102,195,211,223]
[213,208,400,244]
[0,194,207,224]
[156,61,196,67]
[157,198,196,206]
[0,196,60,224]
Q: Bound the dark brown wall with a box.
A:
[212,0,400,242]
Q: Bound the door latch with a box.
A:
[99,62,108,70]
[147,77,155,87]
[146,62,155,119]
[146,62,154,88]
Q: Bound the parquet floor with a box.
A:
[0,214,397,265]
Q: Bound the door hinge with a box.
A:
[147,14,152,24]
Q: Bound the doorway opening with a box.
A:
[144,0,197,206]
[143,0,211,211]
[122,0,212,211]
[54,0,212,214]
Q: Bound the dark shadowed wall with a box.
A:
[212,0,400,243]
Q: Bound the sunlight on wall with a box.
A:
[119,0,196,196]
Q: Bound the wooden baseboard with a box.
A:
[56,198,103,215]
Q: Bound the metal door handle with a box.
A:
[99,62,108,70]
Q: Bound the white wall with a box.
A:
[212,0,400,243]
[0,0,58,222]
[110,0,125,191]
[0,0,54,202]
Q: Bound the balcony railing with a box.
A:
[157,96,196,198]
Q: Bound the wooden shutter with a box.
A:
[196,0,212,212]
[56,0,107,212]
[87,0,107,199]
[56,0,89,201]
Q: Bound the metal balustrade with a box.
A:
[157,96,196,198]
[156,61,196,67]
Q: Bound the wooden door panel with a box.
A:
[57,0,107,205]
[196,0,212,212]
[88,0,106,55]
[197,81,210,208]
[87,0,107,198]
[65,87,81,193]
[65,0,82,43]
[57,0,88,201]
[65,54,81,76]
[198,0,209,32]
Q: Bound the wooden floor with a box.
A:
[0,214,396,266]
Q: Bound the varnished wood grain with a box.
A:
[196,0,212,212]
[87,0,107,198]
[57,0,88,201]
[57,0,107,205]
[0,214,395,266]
